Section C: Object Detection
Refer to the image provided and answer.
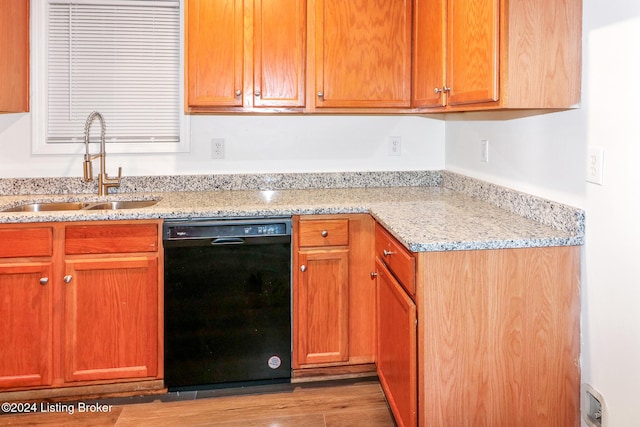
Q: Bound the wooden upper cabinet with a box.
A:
[186,0,306,111]
[414,0,582,111]
[186,0,244,108]
[447,0,500,106]
[314,0,412,109]
[253,0,306,108]
[0,0,30,113]
[413,0,446,108]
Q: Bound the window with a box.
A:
[32,0,188,154]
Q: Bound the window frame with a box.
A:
[30,0,190,155]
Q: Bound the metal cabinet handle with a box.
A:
[63,275,73,283]
[235,90,242,97]
[40,277,49,285]
[300,265,307,272]
[443,86,451,93]
[434,87,442,94]
[254,90,261,97]
[317,91,324,98]
[383,249,395,257]
[321,230,328,237]
[370,272,378,280]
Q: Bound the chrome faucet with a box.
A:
[82,111,122,196]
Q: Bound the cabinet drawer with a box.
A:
[375,224,415,296]
[298,219,349,247]
[0,227,53,258]
[65,223,159,255]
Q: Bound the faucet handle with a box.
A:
[83,156,94,182]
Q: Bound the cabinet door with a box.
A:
[446,0,500,106]
[186,0,244,107]
[295,249,349,366]
[253,0,306,108]
[0,0,29,112]
[314,0,412,108]
[376,259,416,427]
[0,262,53,388]
[413,0,446,108]
[346,215,376,364]
[63,257,158,383]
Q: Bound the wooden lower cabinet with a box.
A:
[292,214,375,371]
[376,258,416,427]
[295,249,349,366]
[374,220,580,427]
[0,220,163,397]
[416,246,581,427]
[0,262,54,389]
[64,256,158,383]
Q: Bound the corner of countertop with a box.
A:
[441,171,585,241]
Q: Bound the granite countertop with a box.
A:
[0,171,584,252]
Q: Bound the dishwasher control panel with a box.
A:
[163,218,292,240]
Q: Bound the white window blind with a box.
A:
[46,0,180,145]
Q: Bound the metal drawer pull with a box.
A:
[300,265,307,272]
[321,230,328,237]
[235,90,242,97]
[383,249,395,257]
[370,272,378,280]
[63,275,73,283]
[40,277,49,285]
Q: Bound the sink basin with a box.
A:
[1,199,158,212]
[85,200,158,210]
[2,202,89,212]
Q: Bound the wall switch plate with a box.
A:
[389,136,401,156]
[586,146,604,185]
[212,138,225,159]
[480,139,489,163]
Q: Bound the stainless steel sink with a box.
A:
[84,200,158,210]
[1,199,158,212]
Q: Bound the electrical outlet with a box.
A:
[582,384,607,427]
[389,136,401,156]
[212,138,225,159]
[586,146,604,185]
[480,139,489,163]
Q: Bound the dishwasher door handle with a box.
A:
[210,237,245,245]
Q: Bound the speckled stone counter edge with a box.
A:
[441,171,584,236]
[0,170,442,195]
[0,170,584,236]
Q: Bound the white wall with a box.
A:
[0,113,445,178]
[446,1,640,425]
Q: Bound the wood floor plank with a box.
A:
[0,407,123,426]
[116,382,393,426]
[325,408,398,427]
[0,381,395,427]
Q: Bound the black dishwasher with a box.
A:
[163,218,292,390]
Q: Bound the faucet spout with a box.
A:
[82,111,122,196]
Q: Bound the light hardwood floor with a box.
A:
[0,379,396,426]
